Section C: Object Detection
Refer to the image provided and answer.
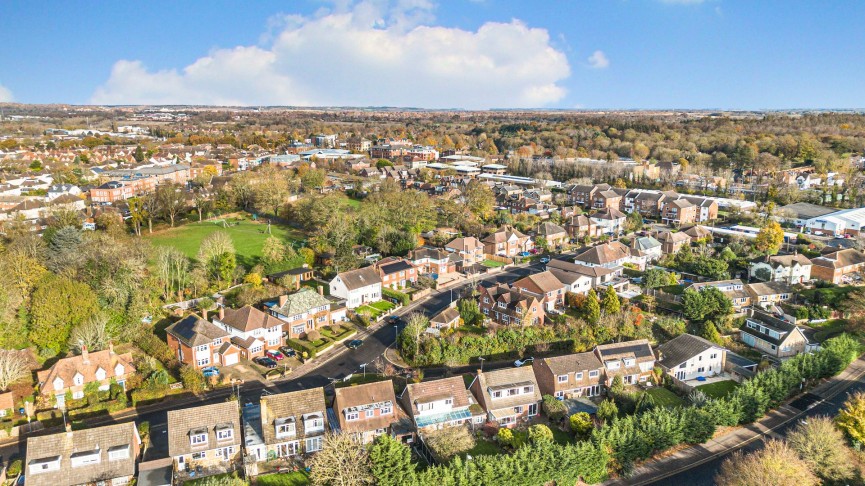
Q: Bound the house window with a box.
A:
[710,353,717,359]
[366,410,374,418]
[445,398,453,405]
[589,370,599,378]
[196,358,210,367]
[190,433,208,446]
[380,406,392,415]
[522,385,533,394]
[576,372,583,380]
[72,390,85,399]
[346,412,359,421]
[216,428,233,441]
[306,436,324,453]
[514,406,523,414]
[191,452,206,460]
[74,375,84,386]
[492,391,502,398]
[557,375,568,383]
[108,445,130,461]
[196,345,209,352]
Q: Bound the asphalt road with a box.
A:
[0,261,545,464]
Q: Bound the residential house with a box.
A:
[682,225,712,243]
[532,352,604,400]
[398,376,477,432]
[590,207,627,235]
[374,257,419,290]
[536,222,568,249]
[657,230,691,255]
[661,198,697,226]
[746,281,793,310]
[810,247,865,284]
[329,266,382,309]
[481,226,534,257]
[25,422,141,486]
[656,334,727,383]
[167,401,242,477]
[574,241,630,269]
[267,265,315,291]
[634,191,665,218]
[213,306,286,360]
[595,340,656,386]
[567,183,610,207]
[512,271,568,311]
[630,236,663,264]
[257,388,328,460]
[688,279,752,312]
[477,283,545,327]
[165,314,238,369]
[332,381,402,444]
[740,312,812,359]
[266,288,333,340]
[564,214,600,240]
[592,190,623,210]
[470,367,541,428]
[749,254,812,284]
[429,307,461,330]
[37,345,136,409]
[445,237,485,268]
[681,196,719,223]
[407,247,456,276]
[546,258,617,290]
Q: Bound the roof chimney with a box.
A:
[108,342,115,355]
[318,285,324,295]
[202,309,208,321]
[279,295,288,308]
[81,345,89,365]
[218,305,225,320]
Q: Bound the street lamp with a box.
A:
[479,357,486,372]
[360,363,368,378]
[394,325,399,343]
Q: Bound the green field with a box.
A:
[696,380,739,399]
[146,217,307,267]
[645,387,686,408]
[482,259,507,268]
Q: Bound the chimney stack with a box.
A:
[218,305,225,320]
[202,309,208,321]
[108,342,115,355]
[82,345,89,365]
[279,295,288,308]
[318,285,324,295]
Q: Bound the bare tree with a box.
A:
[69,314,110,353]
[155,246,190,301]
[715,440,818,486]
[309,433,373,486]
[0,349,30,391]
[156,183,187,227]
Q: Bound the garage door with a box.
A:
[223,354,239,366]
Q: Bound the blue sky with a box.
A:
[1,0,863,109]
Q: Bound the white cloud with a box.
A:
[586,50,609,69]
[0,83,13,102]
[91,1,570,109]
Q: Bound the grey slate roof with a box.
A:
[167,401,241,457]
[260,388,327,445]
[657,333,724,369]
[165,314,228,347]
[542,352,603,376]
[336,266,382,290]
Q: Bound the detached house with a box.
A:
[445,237,485,267]
[688,279,752,312]
[595,340,655,386]
[399,376,478,432]
[267,288,334,340]
[533,352,604,400]
[661,199,697,226]
[536,222,568,249]
[740,312,812,359]
[592,190,623,210]
[408,247,455,276]
[166,314,237,369]
[656,334,727,383]
[565,214,600,240]
[590,207,627,236]
[258,388,328,460]
[374,257,419,289]
[429,307,461,330]
[213,305,287,360]
[332,380,402,444]
[25,422,141,486]
[745,281,793,310]
[482,226,534,257]
[37,345,136,409]
[477,283,545,327]
[574,241,630,269]
[749,254,812,284]
[810,247,865,284]
[329,266,382,309]
[547,258,617,290]
[469,367,541,428]
[657,230,691,255]
[167,401,242,478]
[512,271,567,311]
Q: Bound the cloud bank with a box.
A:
[0,84,13,103]
[91,1,570,109]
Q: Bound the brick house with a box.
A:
[512,271,568,311]
[634,191,665,218]
[374,257,419,290]
[573,241,630,269]
[592,190,623,210]
[810,247,865,284]
[565,214,600,240]
[657,230,691,255]
[482,226,534,258]
[407,247,456,275]
[477,283,545,327]
[213,305,287,360]
[745,281,793,310]
[267,287,333,340]
[166,314,239,369]
[536,222,568,249]
[333,381,402,445]
[398,376,478,432]
[37,345,136,409]
[661,199,697,226]
[469,367,541,428]
[594,339,656,386]
[168,401,242,478]
[533,352,604,400]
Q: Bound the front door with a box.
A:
[675,371,686,380]
[528,403,538,416]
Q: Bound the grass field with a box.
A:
[646,387,686,408]
[482,259,507,268]
[696,380,739,399]
[146,216,307,266]
[257,471,310,486]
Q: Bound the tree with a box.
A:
[787,416,853,482]
[397,313,428,362]
[644,268,677,289]
[133,145,145,162]
[29,275,98,355]
[127,197,148,236]
[463,180,495,220]
[180,365,205,393]
[457,298,481,326]
[253,167,290,216]
[836,391,865,446]
[542,394,567,421]
[753,267,772,282]
[0,349,29,391]
[601,285,621,315]
[528,424,554,443]
[715,440,818,486]
[368,434,415,486]
[682,287,732,323]
[155,246,190,301]
[755,220,784,255]
[570,412,593,439]
[309,433,372,486]
[625,210,643,233]
[261,236,286,268]
[585,289,601,324]
[192,189,212,222]
[69,314,110,353]
[155,183,186,227]
[301,167,327,192]
[46,226,83,275]
[423,426,475,461]
[197,231,236,285]
[596,399,618,423]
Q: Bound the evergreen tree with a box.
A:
[602,284,621,315]
[585,289,601,324]
[369,434,416,486]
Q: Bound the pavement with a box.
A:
[605,354,865,486]
[0,260,545,463]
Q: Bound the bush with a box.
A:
[496,427,514,446]
[570,412,593,439]
[180,365,205,393]
[131,387,169,406]
[424,426,475,461]
[7,458,21,477]
[286,338,317,359]
[528,424,554,443]
[542,395,567,421]
[306,329,322,342]
[383,287,409,306]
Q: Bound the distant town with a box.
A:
[0,105,863,486]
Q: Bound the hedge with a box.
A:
[286,338,317,359]
[131,387,170,407]
[383,288,409,306]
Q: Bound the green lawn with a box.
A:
[146,216,307,266]
[370,300,396,312]
[800,286,856,307]
[696,380,739,399]
[808,319,851,342]
[342,198,363,209]
[482,259,507,268]
[356,304,384,319]
[458,438,502,459]
[257,471,310,486]
[645,387,686,408]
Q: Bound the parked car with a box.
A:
[347,339,364,349]
[254,357,277,369]
[539,257,550,264]
[266,350,284,361]
[201,366,220,378]
[514,357,534,367]
[387,315,403,325]
[518,251,531,257]
[279,346,297,358]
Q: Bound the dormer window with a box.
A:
[108,445,130,461]
[71,448,101,468]
[29,456,61,475]
[346,412,359,421]
[190,430,208,447]
[216,426,234,442]
[95,368,106,381]
[73,373,84,386]
[115,363,125,376]
[276,418,296,438]
[623,358,635,367]
[380,405,392,416]
[53,377,64,391]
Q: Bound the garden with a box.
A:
[695,379,739,399]
[356,300,396,320]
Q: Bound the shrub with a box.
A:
[180,365,205,393]
[542,394,567,421]
[496,427,514,446]
[528,424,554,443]
[570,412,593,439]
[7,458,21,477]
[424,426,475,461]
[287,338,317,359]
[306,329,322,342]
[383,288,409,306]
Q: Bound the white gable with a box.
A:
[53,377,64,391]
[114,363,125,376]
[95,367,106,381]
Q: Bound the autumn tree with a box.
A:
[787,416,853,482]
[69,314,111,353]
[155,246,190,301]
[463,180,495,220]
[0,349,30,391]
[836,391,865,445]
[601,285,621,315]
[368,434,416,486]
[715,440,818,486]
[309,433,372,486]
[155,183,187,227]
[29,274,98,355]
[584,289,601,324]
[755,220,784,255]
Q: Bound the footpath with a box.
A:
[604,354,865,486]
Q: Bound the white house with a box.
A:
[656,334,727,382]
[749,254,812,284]
[329,266,382,309]
[590,207,626,235]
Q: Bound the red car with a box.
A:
[266,350,284,361]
